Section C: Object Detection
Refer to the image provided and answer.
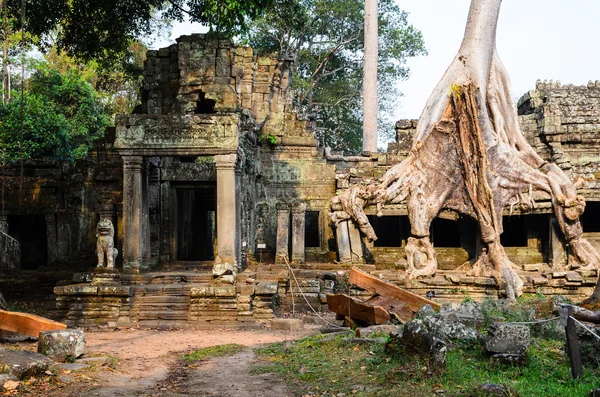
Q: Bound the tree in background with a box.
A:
[0,63,110,163]
[241,0,426,153]
[1,0,273,67]
[44,40,148,115]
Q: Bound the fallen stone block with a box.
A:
[58,363,90,371]
[355,324,399,338]
[38,329,86,362]
[385,320,446,370]
[77,356,109,366]
[489,353,527,366]
[271,318,304,331]
[471,383,510,397]
[0,374,17,392]
[0,348,54,379]
[486,323,530,355]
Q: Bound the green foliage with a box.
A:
[44,40,148,115]
[182,343,246,362]
[0,63,110,163]
[241,0,426,153]
[254,332,600,397]
[259,133,278,145]
[3,0,272,66]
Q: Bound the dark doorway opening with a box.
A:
[176,185,216,261]
[501,215,527,247]
[430,218,461,247]
[368,215,409,247]
[8,215,47,269]
[305,211,320,248]
[581,201,600,232]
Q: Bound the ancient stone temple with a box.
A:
[1,35,599,327]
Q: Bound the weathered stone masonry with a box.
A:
[1,35,600,326]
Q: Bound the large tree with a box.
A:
[241,0,426,153]
[330,0,600,300]
[1,0,273,66]
[0,62,111,162]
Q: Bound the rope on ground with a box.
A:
[505,317,560,325]
[278,254,346,329]
[570,316,600,342]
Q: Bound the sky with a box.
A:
[155,0,600,120]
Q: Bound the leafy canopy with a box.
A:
[0,63,111,163]
[241,0,426,153]
[3,0,273,65]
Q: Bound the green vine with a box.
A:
[259,133,278,145]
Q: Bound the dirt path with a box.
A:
[23,326,317,397]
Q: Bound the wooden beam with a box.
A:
[0,309,67,338]
[349,267,441,312]
[326,293,390,325]
[366,295,413,322]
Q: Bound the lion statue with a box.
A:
[96,219,118,269]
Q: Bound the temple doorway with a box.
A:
[8,215,47,269]
[175,184,216,262]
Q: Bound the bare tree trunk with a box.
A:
[362,0,378,152]
[1,0,9,104]
[331,0,600,300]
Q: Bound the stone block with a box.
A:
[255,282,278,296]
[190,286,215,297]
[385,320,446,370]
[236,284,254,296]
[566,272,583,282]
[271,318,304,331]
[486,324,530,355]
[489,353,527,366]
[0,349,54,379]
[38,330,86,362]
[214,286,236,297]
[0,374,18,392]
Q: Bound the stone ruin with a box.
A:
[0,35,598,327]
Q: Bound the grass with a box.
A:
[182,343,246,362]
[253,333,600,397]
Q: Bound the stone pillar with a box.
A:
[45,214,58,264]
[160,180,172,265]
[549,216,567,268]
[348,221,364,264]
[122,156,143,273]
[275,203,290,264]
[141,160,151,261]
[215,154,239,267]
[336,221,352,263]
[291,203,306,264]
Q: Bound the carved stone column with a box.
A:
[291,203,306,264]
[348,221,364,264]
[141,160,151,261]
[336,221,352,263]
[215,154,240,267]
[122,156,143,273]
[275,203,290,264]
[45,214,58,264]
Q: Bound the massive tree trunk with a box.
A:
[362,0,378,152]
[330,0,600,300]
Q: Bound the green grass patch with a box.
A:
[182,343,246,362]
[253,333,600,397]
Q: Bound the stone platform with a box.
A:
[48,264,599,329]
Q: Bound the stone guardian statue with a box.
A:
[96,219,118,269]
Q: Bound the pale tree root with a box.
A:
[405,236,437,279]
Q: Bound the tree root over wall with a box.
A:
[330,0,600,301]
